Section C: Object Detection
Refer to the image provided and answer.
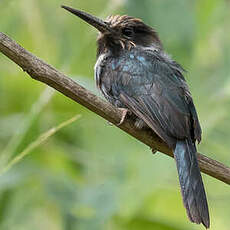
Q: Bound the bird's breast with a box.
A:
[94,48,155,94]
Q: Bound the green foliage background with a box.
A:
[0,0,230,229]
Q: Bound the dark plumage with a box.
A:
[62,5,210,228]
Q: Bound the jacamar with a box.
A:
[62,5,210,228]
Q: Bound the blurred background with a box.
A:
[0,0,230,229]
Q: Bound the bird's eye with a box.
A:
[122,28,133,38]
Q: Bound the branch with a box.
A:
[1,32,230,185]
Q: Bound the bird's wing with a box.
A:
[101,50,201,147]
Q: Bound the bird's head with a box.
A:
[62,5,162,56]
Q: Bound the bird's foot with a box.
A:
[117,108,129,126]
[151,148,157,154]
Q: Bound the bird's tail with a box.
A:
[173,138,210,228]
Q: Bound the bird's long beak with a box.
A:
[61,5,110,33]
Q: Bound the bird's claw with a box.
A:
[117,108,129,126]
[151,148,157,154]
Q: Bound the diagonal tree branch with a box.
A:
[1,32,230,185]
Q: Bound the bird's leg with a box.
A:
[117,108,129,126]
[107,108,129,126]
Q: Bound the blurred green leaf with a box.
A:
[0,115,81,176]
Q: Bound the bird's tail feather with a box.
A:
[174,139,210,228]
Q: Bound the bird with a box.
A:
[61,5,210,228]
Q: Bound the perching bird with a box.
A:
[62,5,210,228]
